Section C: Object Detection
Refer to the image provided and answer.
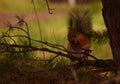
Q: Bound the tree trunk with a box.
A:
[101,0,120,70]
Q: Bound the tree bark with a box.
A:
[101,0,120,70]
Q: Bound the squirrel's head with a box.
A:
[68,28,79,44]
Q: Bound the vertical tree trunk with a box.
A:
[101,0,120,70]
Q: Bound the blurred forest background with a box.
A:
[0,0,113,83]
[0,0,112,58]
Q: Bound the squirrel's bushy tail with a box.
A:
[68,8,93,38]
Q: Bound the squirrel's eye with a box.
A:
[73,34,76,37]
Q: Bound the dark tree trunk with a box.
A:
[101,0,120,70]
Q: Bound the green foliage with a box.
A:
[28,17,68,45]
[91,30,113,59]
[0,0,46,13]
[0,1,114,83]
[92,29,109,44]
[0,17,71,83]
[0,37,35,83]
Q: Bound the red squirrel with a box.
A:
[67,9,92,62]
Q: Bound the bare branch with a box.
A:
[45,0,54,14]
[0,16,116,73]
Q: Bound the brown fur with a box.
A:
[67,9,92,62]
[67,28,91,62]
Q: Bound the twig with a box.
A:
[0,35,97,60]
[16,16,31,46]
[31,0,45,59]
[0,42,116,68]
[45,0,54,14]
